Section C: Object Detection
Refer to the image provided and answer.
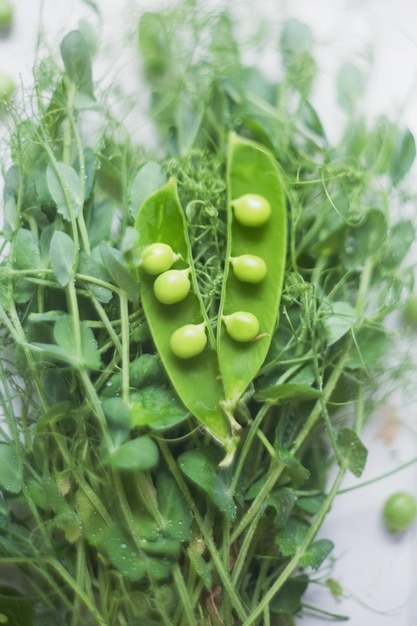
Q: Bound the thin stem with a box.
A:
[241,467,346,625]
[159,441,249,623]
[47,559,109,626]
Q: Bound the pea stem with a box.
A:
[241,467,346,625]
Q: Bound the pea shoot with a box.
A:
[0,2,415,626]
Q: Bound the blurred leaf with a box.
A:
[77,250,113,303]
[50,231,76,286]
[390,128,416,185]
[87,200,115,248]
[46,162,83,220]
[323,301,356,346]
[60,30,94,96]
[336,62,365,113]
[129,162,167,219]
[53,315,101,370]
[100,242,139,302]
[280,19,314,54]
[0,444,22,494]
[14,229,42,270]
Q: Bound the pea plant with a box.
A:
[0,3,416,625]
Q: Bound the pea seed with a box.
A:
[223,311,260,342]
[231,254,267,283]
[170,323,207,359]
[231,193,271,227]
[141,242,179,275]
[153,269,191,304]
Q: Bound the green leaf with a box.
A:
[299,538,334,570]
[156,471,192,541]
[270,576,309,614]
[0,443,22,494]
[101,397,131,447]
[263,488,296,528]
[87,200,115,248]
[99,242,139,302]
[129,161,167,219]
[77,250,113,303]
[390,128,416,185]
[50,231,76,286]
[179,448,236,519]
[130,387,189,431]
[100,524,146,582]
[275,516,310,557]
[336,62,365,113]
[255,383,321,404]
[53,315,101,370]
[275,446,310,487]
[322,301,356,346]
[344,209,388,268]
[14,229,42,270]
[106,437,159,471]
[337,427,368,477]
[60,30,94,96]
[280,19,313,54]
[46,162,83,220]
[296,495,326,515]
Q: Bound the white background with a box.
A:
[1,1,417,625]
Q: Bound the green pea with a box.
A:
[0,0,13,30]
[231,254,267,283]
[141,242,179,275]
[383,491,417,532]
[170,323,207,359]
[0,72,15,107]
[223,312,260,342]
[153,269,191,304]
[231,193,271,227]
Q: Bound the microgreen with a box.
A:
[0,2,416,625]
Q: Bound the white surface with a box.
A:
[1,1,417,624]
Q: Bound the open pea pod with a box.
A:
[218,133,287,405]
[134,178,236,453]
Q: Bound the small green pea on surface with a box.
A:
[0,71,15,106]
[231,194,271,227]
[0,0,13,31]
[382,491,417,532]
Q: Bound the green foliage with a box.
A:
[0,2,415,625]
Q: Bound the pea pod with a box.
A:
[218,133,287,405]
[134,178,237,453]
